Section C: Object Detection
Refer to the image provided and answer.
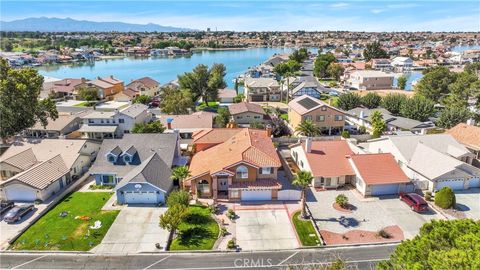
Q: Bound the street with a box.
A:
[0,244,397,269]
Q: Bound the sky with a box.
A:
[2,1,480,32]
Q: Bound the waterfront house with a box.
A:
[44,78,83,99]
[290,76,324,99]
[371,59,392,70]
[244,77,281,102]
[391,57,414,71]
[228,102,268,126]
[345,70,394,90]
[76,76,124,100]
[125,77,160,97]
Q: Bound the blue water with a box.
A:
[393,71,423,91]
[450,45,480,52]
[36,48,296,88]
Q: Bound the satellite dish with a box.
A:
[134,184,142,189]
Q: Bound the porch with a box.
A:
[79,125,119,140]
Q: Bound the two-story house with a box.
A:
[345,70,394,90]
[244,77,281,102]
[125,77,160,97]
[228,102,268,126]
[290,76,324,99]
[78,104,152,139]
[185,128,282,201]
[288,95,346,135]
[75,76,124,100]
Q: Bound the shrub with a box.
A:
[166,190,190,207]
[226,209,236,220]
[425,191,432,201]
[377,228,392,239]
[358,126,367,134]
[227,238,236,249]
[220,227,228,237]
[335,194,349,208]
[341,130,350,138]
[434,187,456,209]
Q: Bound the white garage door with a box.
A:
[436,179,465,191]
[241,190,272,201]
[5,184,37,201]
[469,178,480,188]
[371,184,400,196]
[124,192,157,204]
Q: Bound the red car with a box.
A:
[399,193,429,212]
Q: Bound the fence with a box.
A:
[273,134,372,145]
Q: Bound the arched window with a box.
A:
[236,166,248,179]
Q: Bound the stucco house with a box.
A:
[157,111,214,139]
[446,121,480,168]
[228,102,267,125]
[345,70,394,90]
[75,76,124,100]
[244,77,281,102]
[290,76,324,99]
[288,95,346,135]
[185,128,282,201]
[125,77,160,97]
[0,139,100,202]
[89,133,184,204]
[25,111,90,138]
[218,88,237,104]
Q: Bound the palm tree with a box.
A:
[292,170,313,218]
[171,166,191,189]
[295,120,320,137]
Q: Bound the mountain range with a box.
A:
[0,17,196,32]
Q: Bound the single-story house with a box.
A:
[446,121,480,167]
[218,88,237,104]
[228,102,268,125]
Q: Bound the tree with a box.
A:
[363,41,388,61]
[295,120,320,137]
[415,66,456,102]
[77,86,98,103]
[250,121,264,129]
[215,107,231,127]
[327,63,345,81]
[400,95,435,121]
[397,75,408,90]
[166,189,190,208]
[434,187,456,209]
[377,219,480,270]
[132,121,165,133]
[341,130,350,138]
[233,94,244,103]
[0,59,58,141]
[314,52,336,78]
[132,94,152,105]
[274,60,301,102]
[381,93,407,115]
[360,92,382,109]
[464,62,480,76]
[335,194,349,208]
[337,92,361,111]
[443,71,479,108]
[270,117,290,137]
[171,166,191,189]
[159,204,187,234]
[292,171,313,218]
[289,48,308,63]
[436,106,472,129]
[159,87,194,114]
[178,63,226,105]
[371,111,386,138]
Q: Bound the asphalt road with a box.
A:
[0,244,396,270]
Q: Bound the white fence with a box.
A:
[278,189,301,201]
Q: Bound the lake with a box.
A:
[36,48,295,88]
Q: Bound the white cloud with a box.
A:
[370,9,386,14]
[330,2,349,9]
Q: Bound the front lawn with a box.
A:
[73,101,95,107]
[12,192,119,251]
[292,211,320,246]
[196,102,219,112]
[169,205,219,250]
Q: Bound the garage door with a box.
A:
[5,184,36,201]
[124,192,157,204]
[251,95,264,102]
[436,179,465,191]
[241,190,272,201]
[371,184,400,196]
[469,178,480,188]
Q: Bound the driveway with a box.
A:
[235,208,299,251]
[307,188,443,240]
[92,206,169,254]
[454,188,480,219]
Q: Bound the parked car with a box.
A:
[400,193,428,212]
[3,204,35,223]
[0,201,14,215]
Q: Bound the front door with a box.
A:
[218,177,228,191]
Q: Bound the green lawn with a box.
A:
[73,101,94,107]
[280,113,288,121]
[196,101,219,112]
[12,192,119,251]
[169,205,219,250]
[292,211,320,246]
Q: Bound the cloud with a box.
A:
[387,3,421,9]
[330,2,349,9]
[370,9,386,14]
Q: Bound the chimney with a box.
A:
[359,110,365,119]
[167,117,173,130]
[305,137,312,153]
[266,124,272,137]
[467,118,476,126]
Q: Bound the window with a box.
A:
[107,155,116,163]
[300,161,304,168]
[335,115,344,121]
[261,167,273,174]
[100,120,104,124]
[102,175,114,184]
[236,166,248,179]
[230,190,240,198]
[304,115,312,121]
[106,120,110,124]
[254,116,261,119]
[119,119,125,123]
[88,119,94,124]
[316,115,325,122]
[123,155,131,163]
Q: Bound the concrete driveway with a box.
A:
[454,188,480,219]
[92,206,169,254]
[307,188,443,240]
[235,209,299,251]
[0,205,46,250]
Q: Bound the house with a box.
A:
[0,139,100,201]
[89,133,183,204]
[228,102,267,125]
[371,59,391,70]
[290,76,324,99]
[125,77,160,97]
[185,128,282,201]
[364,134,480,191]
[289,139,411,196]
[244,78,281,102]
[43,78,83,98]
[113,88,138,102]
[391,57,414,71]
[218,88,237,104]
[76,76,124,100]
[288,95,346,135]
[25,111,90,139]
[157,111,214,139]
[79,104,152,139]
[345,70,394,90]
[446,121,480,167]
[346,107,435,134]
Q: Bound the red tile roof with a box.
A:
[350,153,410,185]
[300,140,355,177]
[230,178,282,190]
[446,123,480,150]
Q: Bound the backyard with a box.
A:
[11,192,119,251]
[292,211,321,246]
[169,205,219,251]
